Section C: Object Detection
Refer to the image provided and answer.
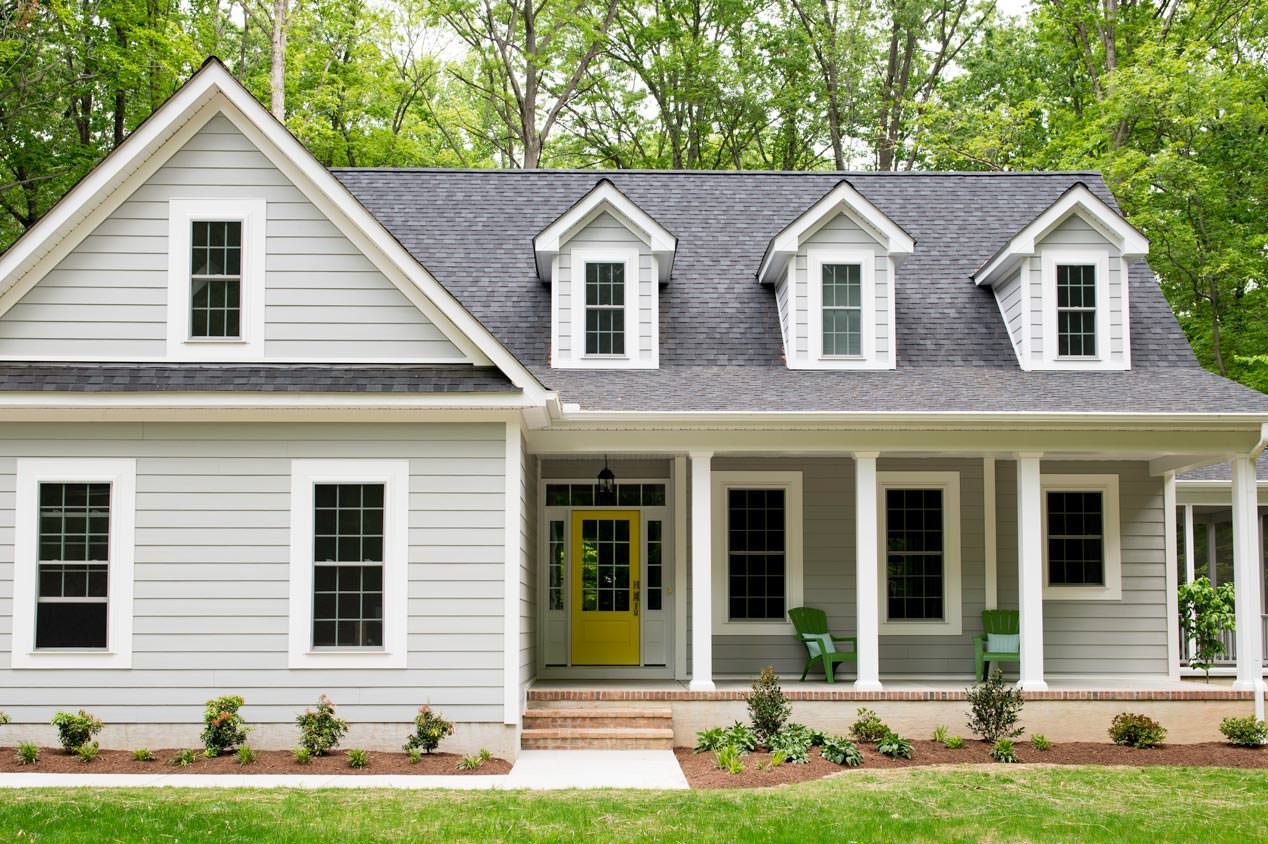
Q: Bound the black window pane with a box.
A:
[585,262,626,355]
[36,602,107,649]
[313,563,384,649]
[727,489,787,620]
[885,488,945,620]
[1047,491,1106,585]
[1056,264,1097,357]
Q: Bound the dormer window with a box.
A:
[821,262,863,357]
[1055,263,1096,358]
[190,220,242,339]
[584,261,626,356]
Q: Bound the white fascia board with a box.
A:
[0,60,551,407]
[759,180,915,285]
[974,184,1149,287]
[534,180,677,283]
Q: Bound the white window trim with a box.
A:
[288,459,409,669]
[802,246,888,369]
[167,198,266,359]
[711,470,803,636]
[877,471,962,636]
[558,245,651,369]
[1041,473,1122,601]
[11,458,136,669]
[1040,247,1119,370]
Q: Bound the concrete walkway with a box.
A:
[0,749,689,791]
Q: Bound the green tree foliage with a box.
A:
[1178,575,1237,680]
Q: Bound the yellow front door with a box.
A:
[570,510,640,665]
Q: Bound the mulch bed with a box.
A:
[675,740,1268,789]
[0,747,511,776]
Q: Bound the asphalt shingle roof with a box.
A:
[0,363,516,394]
[333,168,1268,414]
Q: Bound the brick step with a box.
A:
[523,707,672,730]
[521,727,675,750]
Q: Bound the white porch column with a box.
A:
[1164,473,1180,680]
[1183,504,1196,585]
[854,452,882,691]
[1229,458,1265,714]
[1016,453,1048,691]
[688,451,715,692]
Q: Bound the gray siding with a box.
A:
[789,213,891,365]
[995,267,1025,361]
[0,421,508,724]
[555,211,656,365]
[0,113,463,361]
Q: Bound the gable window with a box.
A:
[1056,264,1096,357]
[190,220,242,339]
[822,263,862,357]
[289,460,408,668]
[585,261,625,356]
[11,459,135,669]
[877,471,961,635]
[711,471,803,635]
[1042,474,1121,600]
[167,198,265,359]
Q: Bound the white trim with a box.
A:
[688,452,714,691]
[1119,256,1133,369]
[559,246,651,369]
[984,457,998,610]
[1163,472,1181,680]
[804,247,882,368]
[1016,454,1048,690]
[166,199,266,359]
[877,471,962,636]
[11,458,136,669]
[503,422,522,724]
[287,459,409,669]
[1040,473,1122,601]
[533,180,676,283]
[673,455,688,681]
[853,453,882,690]
[710,470,804,636]
[759,180,914,284]
[973,184,1149,287]
[1039,248,1121,370]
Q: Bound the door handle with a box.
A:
[634,579,640,616]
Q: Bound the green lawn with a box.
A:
[2,766,1266,844]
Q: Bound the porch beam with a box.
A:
[688,451,715,692]
[1229,457,1265,717]
[854,452,882,691]
[1016,453,1048,691]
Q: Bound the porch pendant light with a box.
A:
[597,456,617,500]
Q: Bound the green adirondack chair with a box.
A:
[788,607,857,684]
[973,609,1021,682]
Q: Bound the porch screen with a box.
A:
[726,488,786,620]
[884,489,944,621]
[1046,490,1104,585]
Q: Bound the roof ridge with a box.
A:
[331,167,1106,178]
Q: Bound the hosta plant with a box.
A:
[819,735,864,767]
[876,731,913,760]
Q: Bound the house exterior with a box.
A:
[0,60,1265,756]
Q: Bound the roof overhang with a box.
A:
[973,183,1150,287]
[758,180,915,285]
[533,179,677,283]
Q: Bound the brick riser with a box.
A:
[522,708,674,749]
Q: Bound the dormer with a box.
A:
[759,181,914,370]
[973,183,1148,372]
[535,180,676,370]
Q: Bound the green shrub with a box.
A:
[346,748,369,769]
[201,695,249,756]
[132,748,155,762]
[1219,716,1268,747]
[820,735,864,767]
[1030,734,1053,751]
[1108,713,1167,748]
[292,747,313,765]
[170,748,198,768]
[295,694,348,757]
[747,667,791,742]
[235,746,257,766]
[1178,576,1236,680]
[50,710,103,753]
[713,744,745,774]
[75,742,99,763]
[697,721,761,753]
[767,727,812,764]
[944,735,965,750]
[457,753,484,770]
[848,707,889,743]
[15,742,39,766]
[404,705,454,754]
[966,667,1025,743]
[0,711,9,726]
[406,747,422,764]
[990,738,1018,763]
[876,731,913,760]
[931,724,950,744]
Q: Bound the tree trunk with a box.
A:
[1208,279,1227,376]
[113,23,127,148]
[270,0,288,120]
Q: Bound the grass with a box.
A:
[1,766,1266,843]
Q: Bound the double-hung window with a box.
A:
[878,471,961,635]
[1042,474,1121,600]
[585,261,625,356]
[12,459,135,668]
[190,220,242,339]
[821,263,863,357]
[1056,264,1097,357]
[288,460,408,668]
